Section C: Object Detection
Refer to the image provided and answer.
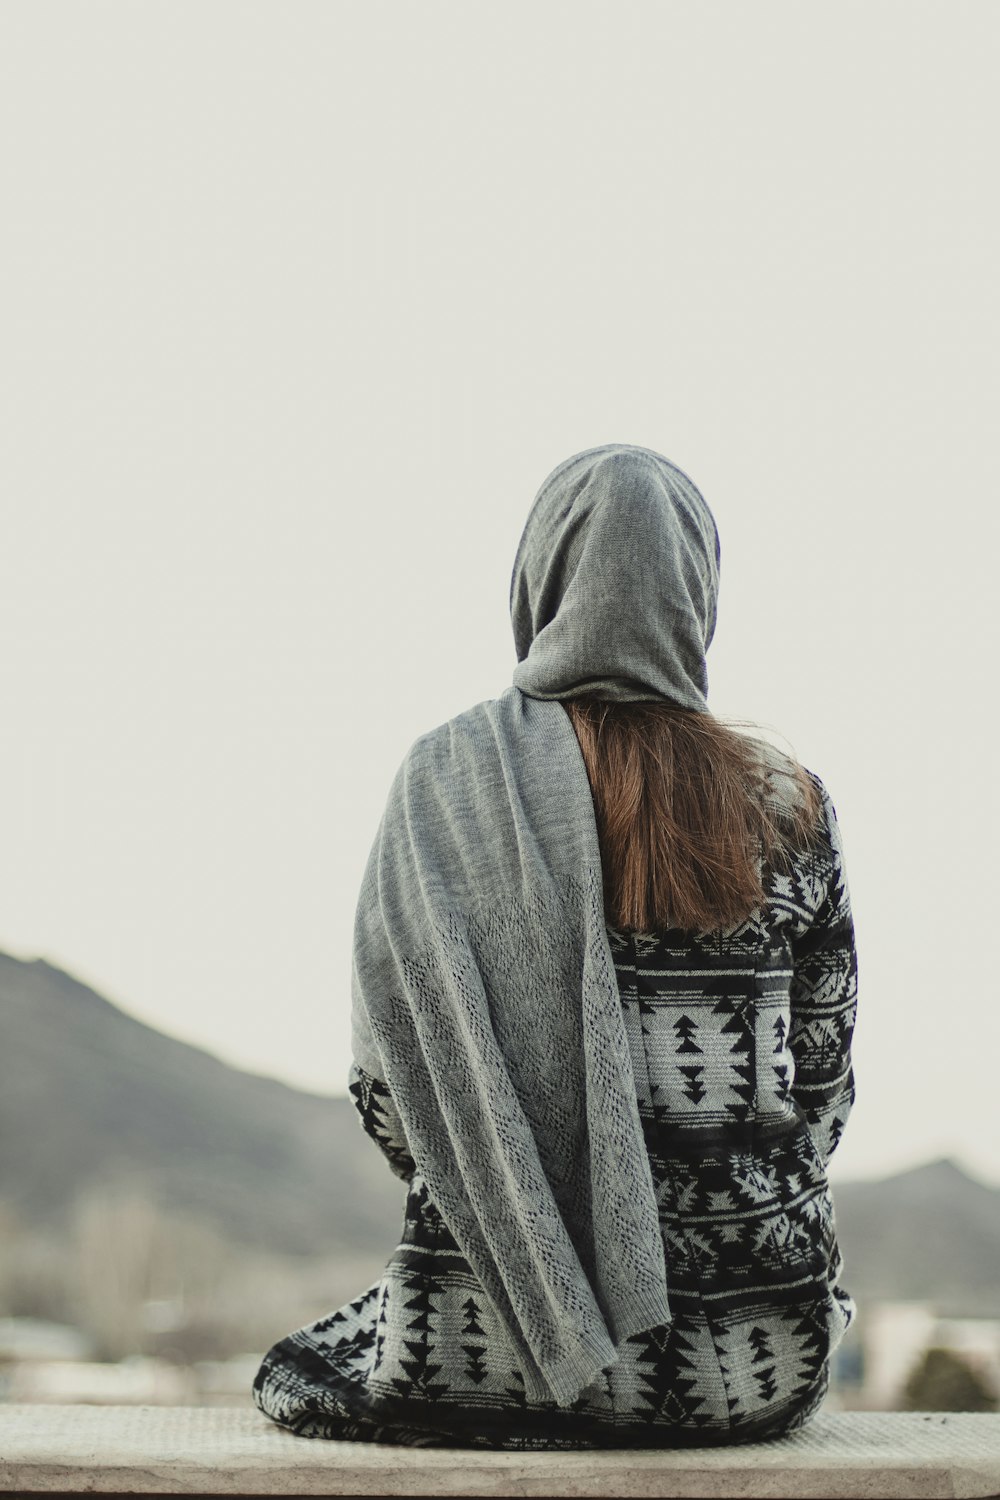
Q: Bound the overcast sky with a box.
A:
[1,0,997,1189]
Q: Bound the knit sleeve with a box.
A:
[787,779,858,1170]
[347,1060,417,1183]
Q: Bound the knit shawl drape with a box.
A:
[350,444,721,1408]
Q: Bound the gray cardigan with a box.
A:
[349,444,799,1407]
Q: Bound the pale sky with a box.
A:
[1,1,997,1188]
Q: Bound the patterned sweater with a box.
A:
[253,773,858,1448]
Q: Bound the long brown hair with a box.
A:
[562,695,824,934]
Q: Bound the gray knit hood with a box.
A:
[511,443,721,708]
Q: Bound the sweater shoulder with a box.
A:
[399,695,510,775]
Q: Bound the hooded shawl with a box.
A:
[351,443,722,1408]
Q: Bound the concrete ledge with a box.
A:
[1,1406,999,1499]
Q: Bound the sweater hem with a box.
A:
[527,1291,674,1408]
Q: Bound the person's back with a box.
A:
[252,762,856,1446]
[251,443,859,1447]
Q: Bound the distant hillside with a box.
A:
[2,948,1000,1318]
[833,1158,1000,1315]
[0,951,402,1258]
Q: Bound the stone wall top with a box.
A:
[1,1406,999,1498]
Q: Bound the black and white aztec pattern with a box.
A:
[253,774,857,1448]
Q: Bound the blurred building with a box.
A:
[830,1301,1000,1410]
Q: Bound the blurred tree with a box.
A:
[901,1346,998,1412]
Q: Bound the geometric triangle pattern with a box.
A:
[253,773,857,1447]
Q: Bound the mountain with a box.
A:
[832,1157,1000,1315]
[2,947,999,1318]
[0,950,403,1258]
